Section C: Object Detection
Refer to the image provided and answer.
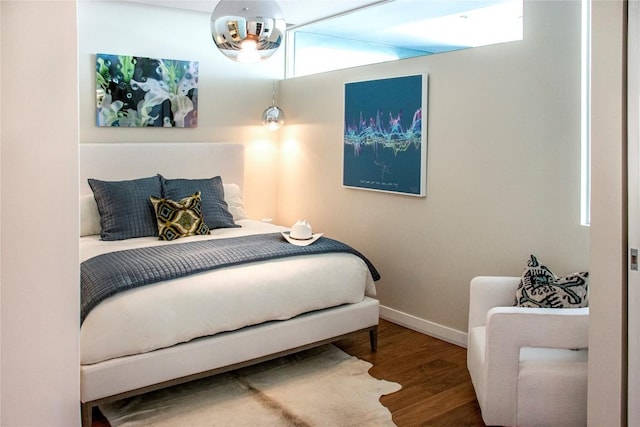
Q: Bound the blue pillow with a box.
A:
[160,175,239,230]
[88,176,162,240]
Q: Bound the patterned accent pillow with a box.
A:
[514,255,589,308]
[150,192,210,241]
[88,176,162,241]
[160,175,239,230]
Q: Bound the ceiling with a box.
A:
[126,0,380,27]
[289,0,522,52]
[127,0,520,33]
[126,0,522,73]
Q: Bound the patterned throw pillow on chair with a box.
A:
[150,192,210,241]
[514,255,589,308]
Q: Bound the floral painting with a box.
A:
[96,53,198,127]
[343,74,427,196]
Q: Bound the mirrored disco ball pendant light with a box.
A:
[210,0,286,63]
[262,81,285,130]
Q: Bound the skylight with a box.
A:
[286,0,523,78]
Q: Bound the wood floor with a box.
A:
[334,319,486,426]
[91,319,486,426]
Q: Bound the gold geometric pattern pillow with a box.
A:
[150,192,210,241]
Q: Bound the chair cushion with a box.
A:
[520,347,588,363]
[514,255,589,308]
[518,347,588,427]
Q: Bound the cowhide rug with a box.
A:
[100,344,401,426]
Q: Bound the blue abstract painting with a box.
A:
[343,75,427,196]
[96,53,198,128]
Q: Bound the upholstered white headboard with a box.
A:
[79,142,245,195]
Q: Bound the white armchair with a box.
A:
[467,276,589,427]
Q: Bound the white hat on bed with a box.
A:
[282,220,323,246]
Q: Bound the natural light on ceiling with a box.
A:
[286,0,523,78]
[389,1,523,47]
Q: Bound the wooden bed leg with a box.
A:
[81,402,93,427]
[369,325,378,352]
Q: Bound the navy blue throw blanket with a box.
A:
[81,233,380,323]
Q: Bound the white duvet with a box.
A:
[80,220,377,365]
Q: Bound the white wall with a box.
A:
[0,0,621,424]
[77,1,284,221]
[278,0,590,338]
[588,1,626,424]
[0,3,3,423]
[1,1,80,425]
[0,4,3,422]
[0,0,630,425]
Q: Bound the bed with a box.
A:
[79,142,380,427]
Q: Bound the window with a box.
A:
[286,0,523,78]
[580,0,591,226]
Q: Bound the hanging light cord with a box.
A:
[271,81,277,106]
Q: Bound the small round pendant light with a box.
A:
[262,105,285,130]
[210,0,286,63]
[262,81,285,130]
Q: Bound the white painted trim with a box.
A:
[379,305,468,348]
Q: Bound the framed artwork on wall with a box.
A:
[95,53,198,128]
[343,74,428,196]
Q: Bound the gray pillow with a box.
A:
[160,175,239,230]
[88,176,162,240]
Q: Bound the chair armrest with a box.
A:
[487,306,589,350]
[483,306,589,422]
[468,276,520,330]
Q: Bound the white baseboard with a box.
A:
[379,305,468,348]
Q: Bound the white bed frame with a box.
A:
[79,142,379,427]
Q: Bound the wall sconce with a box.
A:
[262,81,285,130]
[210,0,286,63]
